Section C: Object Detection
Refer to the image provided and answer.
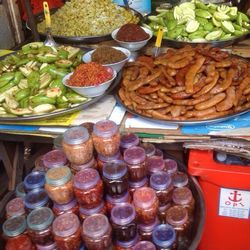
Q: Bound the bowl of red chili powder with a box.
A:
[112,24,153,51]
[63,62,117,98]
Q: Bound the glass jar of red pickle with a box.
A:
[45,166,74,205]
[123,146,146,182]
[6,197,25,218]
[52,199,79,216]
[73,168,103,208]
[82,214,112,250]
[71,157,97,174]
[43,149,68,171]
[92,120,120,157]
[62,126,94,165]
[24,171,45,192]
[115,234,139,250]
[120,133,139,154]
[164,159,178,176]
[172,172,189,188]
[133,241,156,250]
[53,213,81,250]
[138,218,160,241]
[140,142,156,158]
[133,187,159,225]
[36,242,57,250]
[129,177,148,197]
[27,207,54,246]
[146,156,165,176]
[79,201,106,221]
[2,216,34,250]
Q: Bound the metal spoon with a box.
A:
[43,1,57,47]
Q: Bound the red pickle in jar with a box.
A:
[123,146,146,182]
[111,203,137,242]
[24,171,45,192]
[53,213,81,250]
[43,149,68,170]
[115,234,139,250]
[73,168,103,208]
[146,156,165,176]
[71,157,97,174]
[172,172,189,188]
[6,197,25,218]
[164,159,178,176]
[133,241,156,250]
[150,171,173,207]
[45,166,73,205]
[79,201,106,221]
[15,182,26,199]
[103,160,128,197]
[82,214,112,250]
[138,218,159,241]
[133,187,159,224]
[27,207,54,246]
[36,242,57,250]
[62,126,93,165]
[120,133,139,153]
[140,142,156,157]
[53,199,79,216]
[129,177,148,197]
[92,120,120,157]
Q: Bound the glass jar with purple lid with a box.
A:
[154,148,163,159]
[172,172,189,188]
[45,166,74,205]
[146,156,165,176]
[172,187,195,216]
[115,234,139,250]
[133,241,156,250]
[120,133,139,154]
[150,171,173,207]
[79,201,106,222]
[140,142,156,158]
[82,214,112,250]
[24,188,50,213]
[73,168,103,208]
[111,203,137,242]
[103,160,128,197]
[138,218,159,241]
[106,191,131,215]
[24,171,45,192]
[152,224,176,250]
[71,157,97,175]
[52,198,79,216]
[133,187,159,225]
[27,207,54,246]
[53,213,81,250]
[62,126,94,165]
[43,149,68,171]
[92,120,120,157]
[36,242,57,250]
[123,146,146,182]
[15,182,26,199]
[6,197,25,218]
[129,177,148,197]
[164,159,178,176]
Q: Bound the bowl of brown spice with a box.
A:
[111,24,153,52]
[82,46,131,73]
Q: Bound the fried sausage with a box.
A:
[173,93,211,106]
[234,77,250,107]
[186,107,216,118]
[216,86,236,112]
[137,85,161,95]
[195,93,226,110]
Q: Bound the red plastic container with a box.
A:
[188,150,250,250]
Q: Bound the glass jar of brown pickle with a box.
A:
[120,133,139,155]
[146,156,165,176]
[123,146,146,182]
[43,149,68,171]
[129,177,148,197]
[62,126,94,165]
[133,187,159,225]
[92,120,120,157]
[71,157,97,175]
[6,197,25,218]
[140,142,156,158]
[53,213,81,250]
[164,159,178,176]
[45,166,74,205]
[172,171,189,188]
[82,214,112,250]
[79,201,106,222]
[52,199,79,216]
[138,218,160,241]
[73,168,103,208]
[27,207,54,246]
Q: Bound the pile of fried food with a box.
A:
[118,46,250,121]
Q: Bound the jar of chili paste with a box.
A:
[24,171,45,192]
[71,157,97,175]
[43,149,68,171]
[140,142,156,158]
[36,242,57,250]
[129,177,148,197]
[133,241,156,250]
[138,218,159,241]
[120,133,139,154]
[164,159,178,176]
[79,201,106,222]
[146,156,165,176]
[6,197,25,218]
[172,172,189,188]
[52,199,79,217]
[115,234,139,250]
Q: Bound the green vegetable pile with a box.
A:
[145,0,250,42]
[0,42,87,117]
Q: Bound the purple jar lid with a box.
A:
[93,120,118,138]
[98,150,121,163]
[124,146,146,165]
[106,191,130,203]
[150,172,172,191]
[166,205,188,227]
[111,203,136,226]
[6,197,25,217]
[53,213,80,237]
[82,214,110,238]
[138,217,160,232]
[80,201,104,216]
[120,133,139,149]
[63,126,89,145]
[36,242,57,250]
[53,198,77,212]
[71,157,96,172]
[15,182,26,198]
[46,166,72,186]
[152,224,176,248]
[24,188,49,210]
[3,216,26,237]
[172,172,189,188]
[74,168,100,190]
[116,234,139,248]
[133,187,157,209]
[24,171,45,191]
[147,156,165,174]
[140,142,156,157]
[103,160,127,180]
[164,159,178,175]
[133,241,156,250]
[129,177,148,189]
[155,148,163,159]
[43,149,67,169]
[172,187,193,205]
